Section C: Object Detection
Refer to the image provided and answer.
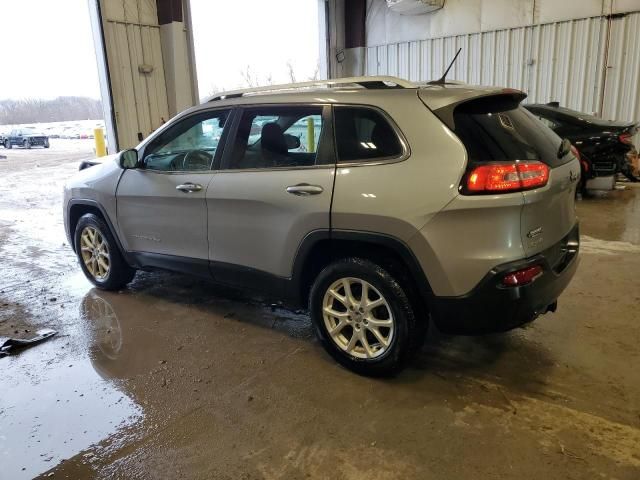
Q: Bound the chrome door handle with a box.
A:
[176,183,203,193]
[286,184,324,196]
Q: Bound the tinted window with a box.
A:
[334,107,403,162]
[143,109,230,172]
[227,106,324,170]
[535,115,559,130]
[453,101,567,168]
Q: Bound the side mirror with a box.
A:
[284,133,301,150]
[119,149,139,169]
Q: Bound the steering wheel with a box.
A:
[181,150,213,170]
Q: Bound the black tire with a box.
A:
[44,143,50,148]
[5,140,11,149]
[309,257,422,376]
[74,213,135,290]
[24,139,31,149]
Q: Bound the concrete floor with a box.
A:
[1,143,639,480]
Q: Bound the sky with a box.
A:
[0,0,320,101]
[0,0,101,100]
[190,0,320,97]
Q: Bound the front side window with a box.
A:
[333,107,403,163]
[227,106,324,170]
[143,109,230,172]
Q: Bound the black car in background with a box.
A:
[525,102,638,188]
[3,127,50,149]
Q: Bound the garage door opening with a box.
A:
[0,0,105,161]
[189,0,321,99]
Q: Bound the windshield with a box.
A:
[23,127,44,135]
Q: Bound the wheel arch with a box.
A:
[293,230,432,315]
[67,200,130,264]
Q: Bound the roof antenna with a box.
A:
[428,48,462,85]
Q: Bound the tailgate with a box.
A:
[433,93,580,259]
[521,159,580,256]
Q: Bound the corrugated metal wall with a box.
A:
[100,0,170,149]
[365,12,640,127]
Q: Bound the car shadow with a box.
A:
[86,269,556,401]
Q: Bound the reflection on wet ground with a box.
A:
[576,183,640,245]
[2,343,141,479]
[1,151,640,479]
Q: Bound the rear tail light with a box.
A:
[502,265,543,287]
[619,132,633,145]
[464,161,549,194]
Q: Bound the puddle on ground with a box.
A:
[576,184,640,245]
[0,288,143,479]
[1,345,141,479]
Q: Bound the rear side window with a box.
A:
[453,99,567,168]
[334,107,403,163]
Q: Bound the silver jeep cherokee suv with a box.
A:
[64,76,580,375]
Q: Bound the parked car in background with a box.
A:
[64,77,580,375]
[3,127,49,149]
[525,102,639,191]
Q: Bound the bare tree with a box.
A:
[306,63,320,82]
[240,65,261,87]
[286,61,297,83]
[205,84,222,98]
[234,61,321,90]
[0,97,102,125]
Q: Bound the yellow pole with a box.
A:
[307,117,315,153]
[94,128,107,157]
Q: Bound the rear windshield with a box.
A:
[453,98,568,168]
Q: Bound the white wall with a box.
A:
[364,10,640,132]
[366,0,640,45]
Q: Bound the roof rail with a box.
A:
[206,76,415,102]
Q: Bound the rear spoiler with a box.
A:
[420,89,527,131]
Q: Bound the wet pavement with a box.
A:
[1,144,639,479]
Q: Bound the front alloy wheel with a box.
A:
[322,277,394,359]
[74,213,135,290]
[80,226,111,280]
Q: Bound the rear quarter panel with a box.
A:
[409,193,526,296]
[331,92,466,241]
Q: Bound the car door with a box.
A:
[207,104,333,283]
[116,108,231,272]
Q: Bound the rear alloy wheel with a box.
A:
[74,213,135,290]
[322,277,394,360]
[310,257,421,376]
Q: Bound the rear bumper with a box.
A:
[430,223,579,335]
[27,137,48,146]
